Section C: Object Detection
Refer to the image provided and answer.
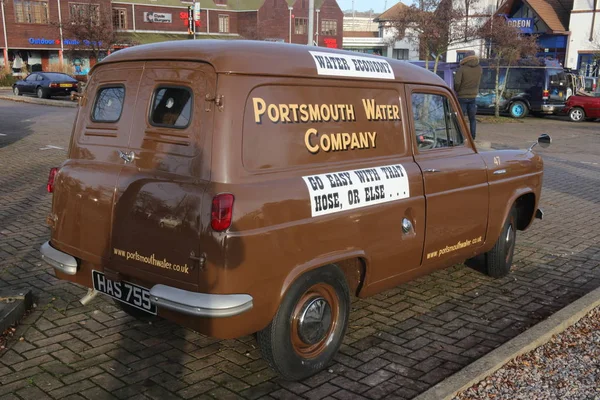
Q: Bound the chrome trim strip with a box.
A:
[39,241,79,275]
[149,284,253,318]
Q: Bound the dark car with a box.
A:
[563,94,600,122]
[13,72,78,99]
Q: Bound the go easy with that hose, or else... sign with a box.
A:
[302,164,410,217]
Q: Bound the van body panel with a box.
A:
[44,41,545,343]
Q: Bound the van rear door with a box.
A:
[109,61,216,289]
[50,63,144,264]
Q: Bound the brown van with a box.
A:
[41,40,550,380]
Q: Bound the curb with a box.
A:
[0,289,33,334]
[414,284,600,400]
[0,94,77,108]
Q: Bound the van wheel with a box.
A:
[256,265,350,381]
[484,207,517,278]
[509,101,528,118]
[112,299,157,321]
[569,107,585,122]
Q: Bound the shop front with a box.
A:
[495,0,570,66]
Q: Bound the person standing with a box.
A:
[454,51,482,140]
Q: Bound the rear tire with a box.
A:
[569,107,585,122]
[256,265,350,381]
[37,86,48,99]
[13,86,21,96]
[484,207,517,278]
[509,101,528,119]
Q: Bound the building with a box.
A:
[342,2,419,59]
[566,0,600,77]
[1,0,343,73]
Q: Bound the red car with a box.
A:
[564,94,600,122]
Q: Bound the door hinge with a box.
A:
[205,94,224,112]
[189,251,206,271]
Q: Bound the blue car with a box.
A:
[13,72,79,99]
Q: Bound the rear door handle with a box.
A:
[424,168,441,173]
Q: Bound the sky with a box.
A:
[336,0,408,13]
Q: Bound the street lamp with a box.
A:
[289,6,293,43]
[1,0,9,70]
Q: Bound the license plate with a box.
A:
[92,270,157,315]
[60,83,73,87]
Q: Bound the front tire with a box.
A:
[509,101,528,119]
[569,107,585,122]
[256,265,350,381]
[484,207,517,278]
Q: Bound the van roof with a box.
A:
[95,40,446,86]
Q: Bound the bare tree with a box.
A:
[479,15,539,117]
[55,1,133,64]
[388,0,479,73]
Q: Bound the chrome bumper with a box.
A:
[541,104,564,114]
[149,284,253,318]
[40,241,78,275]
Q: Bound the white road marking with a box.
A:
[0,133,6,136]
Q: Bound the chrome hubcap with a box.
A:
[297,297,332,345]
[572,110,582,120]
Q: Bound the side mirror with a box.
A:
[537,133,551,148]
[528,133,552,151]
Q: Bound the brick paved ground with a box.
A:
[1,100,599,400]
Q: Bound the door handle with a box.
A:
[493,169,507,175]
[424,168,441,173]
[118,150,136,164]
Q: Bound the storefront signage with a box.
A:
[28,38,102,46]
[323,38,337,49]
[507,18,534,34]
[143,12,172,23]
[179,11,200,28]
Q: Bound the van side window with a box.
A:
[150,87,192,128]
[411,93,464,151]
[92,87,125,123]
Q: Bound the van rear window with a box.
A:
[92,87,125,123]
[150,87,192,128]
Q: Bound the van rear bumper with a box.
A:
[40,241,78,275]
[149,284,253,318]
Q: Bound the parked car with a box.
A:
[563,94,600,122]
[12,72,78,99]
[475,59,568,118]
[40,40,550,381]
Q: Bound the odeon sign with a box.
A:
[28,38,103,46]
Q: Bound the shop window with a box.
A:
[14,0,49,24]
[218,15,229,33]
[393,48,409,60]
[70,3,100,23]
[112,8,127,29]
[214,0,226,5]
[92,87,125,123]
[321,19,337,36]
[150,87,193,129]
[295,18,307,34]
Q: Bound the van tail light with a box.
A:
[47,167,58,193]
[542,90,549,100]
[211,194,234,231]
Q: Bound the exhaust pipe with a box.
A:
[79,288,98,306]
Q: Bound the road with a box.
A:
[1,99,599,400]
